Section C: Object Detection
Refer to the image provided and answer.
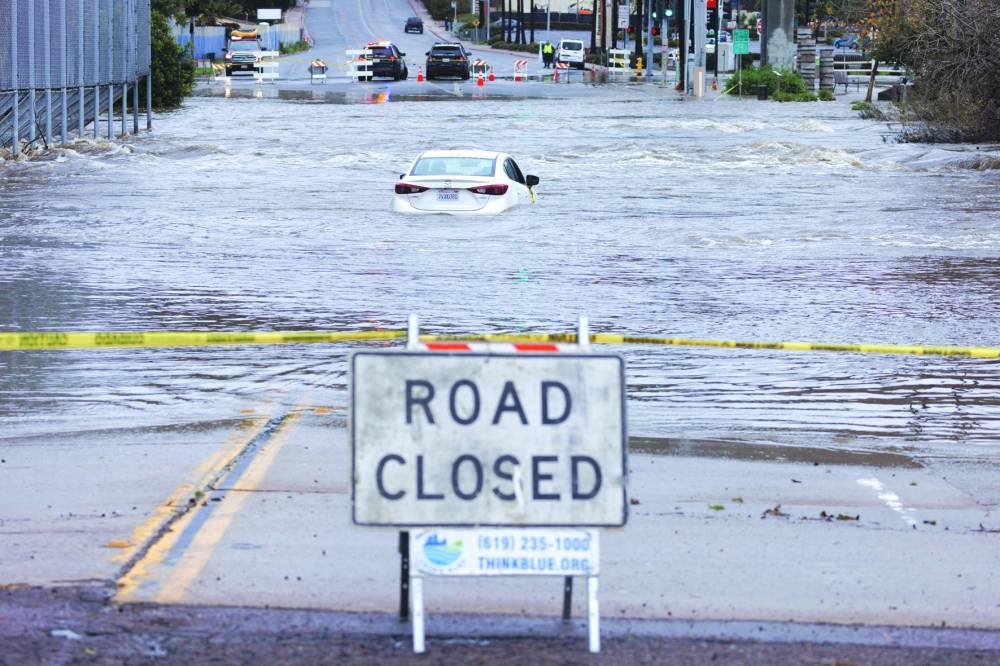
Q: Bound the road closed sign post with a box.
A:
[351,343,627,653]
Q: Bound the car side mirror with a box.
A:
[400,52,406,57]
[425,51,430,55]
[399,174,405,179]
[526,175,539,187]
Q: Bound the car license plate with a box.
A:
[438,189,458,201]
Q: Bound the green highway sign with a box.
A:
[733,29,750,55]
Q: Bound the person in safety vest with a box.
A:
[542,41,554,68]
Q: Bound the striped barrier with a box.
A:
[513,59,527,81]
[1,330,998,358]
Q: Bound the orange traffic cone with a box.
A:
[711,77,718,91]
[417,66,424,82]
[488,67,495,82]
[477,71,484,86]
[553,68,559,82]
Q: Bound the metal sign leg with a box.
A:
[562,576,573,620]
[587,576,600,653]
[412,576,426,653]
[399,531,410,619]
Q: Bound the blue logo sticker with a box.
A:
[422,533,463,568]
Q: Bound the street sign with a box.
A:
[411,528,599,576]
[351,350,627,527]
[733,28,750,54]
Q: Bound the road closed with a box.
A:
[351,351,627,527]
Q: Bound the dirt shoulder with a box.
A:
[3,584,999,665]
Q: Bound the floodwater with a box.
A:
[2,85,999,458]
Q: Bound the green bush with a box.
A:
[280,40,310,55]
[773,91,818,102]
[725,65,808,98]
[150,9,195,109]
[818,89,835,101]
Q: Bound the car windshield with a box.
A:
[407,18,421,24]
[228,41,259,51]
[411,157,496,177]
[562,41,584,50]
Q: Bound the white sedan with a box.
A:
[392,150,539,215]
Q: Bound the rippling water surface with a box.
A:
[2,87,999,456]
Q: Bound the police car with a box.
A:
[358,41,409,80]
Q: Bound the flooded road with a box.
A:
[2,85,1000,458]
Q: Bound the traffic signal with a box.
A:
[651,25,660,36]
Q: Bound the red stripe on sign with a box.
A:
[513,343,559,353]
[425,342,472,351]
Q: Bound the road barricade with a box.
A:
[254,50,280,83]
[346,49,373,81]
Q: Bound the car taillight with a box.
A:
[468,184,508,195]
[395,183,429,195]
[389,55,396,62]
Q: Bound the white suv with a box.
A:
[555,39,585,69]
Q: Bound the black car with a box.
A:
[405,17,423,33]
[362,41,409,80]
[425,43,471,80]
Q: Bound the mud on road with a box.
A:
[3,584,999,665]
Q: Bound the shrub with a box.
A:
[279,40,310,55]
[725,65,808,97]
[150,9,194,110]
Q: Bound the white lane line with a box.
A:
[857,477,918,527]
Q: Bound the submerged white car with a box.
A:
[392,150,539,215]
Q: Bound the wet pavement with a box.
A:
[3,0,1000,661]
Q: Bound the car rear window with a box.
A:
[562,41,584,50]
[411,157,495,177]
[431,47,464,56]
[368,46,393,57]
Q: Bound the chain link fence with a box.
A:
[1,0,151,156]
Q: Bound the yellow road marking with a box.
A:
[113,412,272,600]
[152,408,304,604]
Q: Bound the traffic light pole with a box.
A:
[645,0,653,77]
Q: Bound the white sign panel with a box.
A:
[411,528,599,576]
[257,8,282,21]
[351,351,627,527]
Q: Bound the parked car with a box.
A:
[393,150,540,215]
[359,41,408,81]
[425,42,471,80]
[405,17,424,33]
[555,38,585,69]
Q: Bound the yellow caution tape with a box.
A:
[0,329,997,358]
[415,333,1000,358]
[0,330,406,351]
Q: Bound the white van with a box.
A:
[555,39,586,69]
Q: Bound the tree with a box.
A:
[150,9,195,109]
[870,0,1000,141]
